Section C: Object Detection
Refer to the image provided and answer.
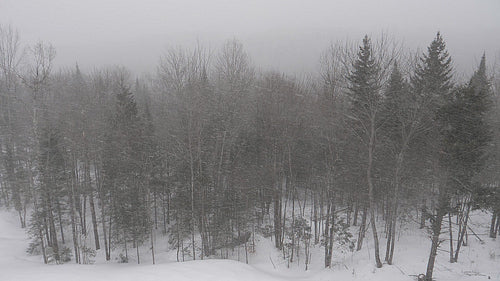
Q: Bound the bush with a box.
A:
[334,218,355,252]
[259,224,274,238]
[118,253,128,263]
[81,245,96,264]
[26,240,41,255]
[60,247,72,263]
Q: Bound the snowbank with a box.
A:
[1,209,499,281]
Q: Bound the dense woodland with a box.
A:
[0,24,499,281]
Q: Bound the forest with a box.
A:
[0,24,499,281]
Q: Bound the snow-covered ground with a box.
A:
[0,209,499,281]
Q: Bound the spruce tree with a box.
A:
[384,63,409,143]
[347,35,383,268]
[442,54,491,187]
[382,62,413,265]
[412,32,453,106]
[413,32,454,281]
[440,55,492,262]
[35,125,67,263]
[103,86,149,262]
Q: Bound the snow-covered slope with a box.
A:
[0,209,499,281]
[0,208,288,281]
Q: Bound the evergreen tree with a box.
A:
[441,55,491,188]
[347,35,383,268]
[412,32,453,106]
[381,62,413,265]
[413,32,454,281]
[102,85,150,262]
[474,55,500,238]
[440,55,492,262]
[35,124,67,263]
[383,63,408,143]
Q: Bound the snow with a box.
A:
[1,209,499,281]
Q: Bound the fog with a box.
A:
[2,1,500,278]
[1,0,499,75]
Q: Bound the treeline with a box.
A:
[1,24,499,281]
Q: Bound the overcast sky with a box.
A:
[1,0,499,76]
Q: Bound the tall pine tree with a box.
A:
[440,54,492,262]
[102,85,150,263]
[412,32,454,281]
[347,35,383,268]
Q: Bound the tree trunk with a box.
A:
[356,205,367,251]
[387,151,404,264]
[176,211,180,262]
[81,195,87,236]
[420,202,427,229]
[324,200,331,267]
[324,199,334,268]
[47,193,60,263]
[454,203,470,262]
[425,201,446,281]
[367,117,382,268]
[288,145,295,264]
[353,199,359,226]
[108,207,112,260]
[274,181,283,249]
[89,192,100,250]
[68,169,80,263]
[44,216,51,247]
[49,210,60,262]
[153,186,158,230]
[151,228,155,264]
[328,216,334,267]
[490,212,497,238]
[313,193,319,244]
[385,208,393,262]
[124,237,128,261]
[136,238,140,264]
[39,227,48,264]
[369,207,382,268]
[448,213,454,263]
[188,153,196,260]
[388,209,397,265]
[56,201,65,244]
[94,159,110,260]
[101,202,110,261]
[281,182,288,254]
[290,186,295,263]
[162,192,167,234]
[495,215,500,237]
[86,156,100,250]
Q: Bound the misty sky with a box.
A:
[1,0,499,76]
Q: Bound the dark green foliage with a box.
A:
[348,35,381,121]
[26,240,42,255]
[118,253,129,263]
[60,246,73,263]
[34,124,68,263]
[438,54,491,192]
[347,34,384,268]
[103,86,150,247]
[460,55,496,211]
[39,126,66,193]
[80,245,96,264]
[412,32,456,281]
[383,63,411,144]
[412,32,453,105]
[333,219,355,253]
[439,86,491,190]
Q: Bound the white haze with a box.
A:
[0,0,499,76]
